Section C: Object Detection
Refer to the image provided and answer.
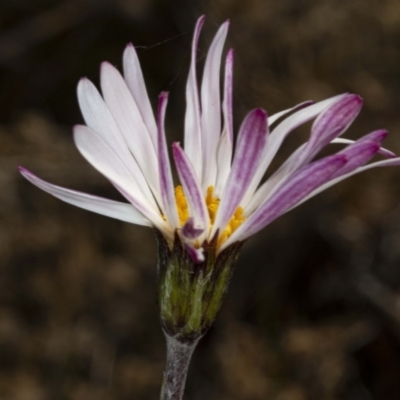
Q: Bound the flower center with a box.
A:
[174,185,245,245]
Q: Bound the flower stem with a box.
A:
[160,335,199,400]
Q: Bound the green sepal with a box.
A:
[156,231,242,343]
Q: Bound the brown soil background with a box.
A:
[2,1,400,399]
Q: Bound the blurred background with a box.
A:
[2,0,400,399]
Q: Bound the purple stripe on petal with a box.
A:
[358,129,388,143]
[181,217,205,240]
[212,108,268,238]
[332,130,396,159]
[172,143,209,230]
[268,94,363,180]
[157,92,179,230]
[184,243,205,264]
[241,94,347,208]
[309,94,363,151]
[184,16,205,181]
[261,137,381,210]
[333,140,380,177]
[228,154,347,244]
[296,157,400,208]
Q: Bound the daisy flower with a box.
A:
[19,15,400,400]
[19,17,399,264]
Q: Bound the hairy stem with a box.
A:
[160,336,199,400]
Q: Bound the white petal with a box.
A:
[73,125,168,231]
[77,78,158,210]
[215,49,234,197]
[268,100,314,125]
[19,167,151,226]
[157,93,179,230]
[123,44,158,148]
[100,62,160,202]
[200,21,229,190]
[184,16,205,181]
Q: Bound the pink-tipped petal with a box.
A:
[332,130,395,158]
[184,16,205,181]
[299,157,400,206]
[212,108,268,238]
[201,20,229,189]
[279,94,363,177]
[241,94,348,207]
[332,140,380,177]
[123,43,158,148]
[306,94,363,155]
[247,129,391,214]
[172,143,209,231]
[19,167,151,226]
[226,154,347,246]
[157,92,179,230]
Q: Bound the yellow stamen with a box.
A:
[173,185,246,246]
[175,185,190,226]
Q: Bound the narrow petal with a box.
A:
[264,94,364,183]
[157,92,179,230]
[19,167,151,226]
[299,157,400,206]
[306,94,363,156]
[332,140,380,177]
[181,217,205,240]
[241,94,347,207]
[248,129,391,214]
[212,109,268,238]
[73,124,166,229]
[77,78,158,209]
[78,78,135,164]
[201,20,229,189]
[222,48,234,144]
[268,100,314,125]
[184,16,205,181]
[332,129,395,158]
[215,49,234,197]
[123,43,158,148]
[225,154,347,246]
[100,62,159,198]
[245,144,308,214]
[172,143,209,231]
